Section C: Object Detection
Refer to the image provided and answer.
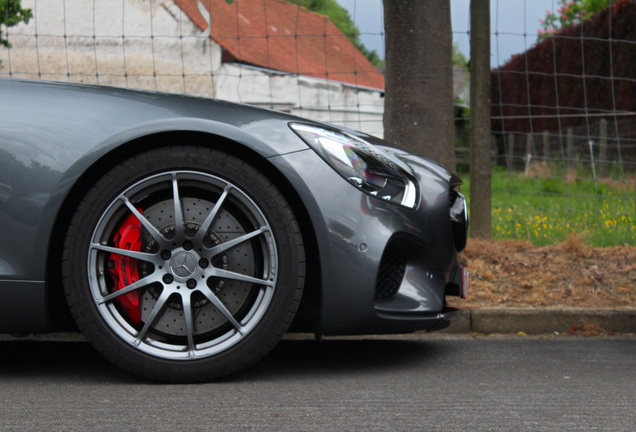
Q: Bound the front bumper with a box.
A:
[273,147,468,335]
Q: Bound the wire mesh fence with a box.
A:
[455,0,635,246]
[1,0,386,135]
[1,0,634,246]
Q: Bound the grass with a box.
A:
[460,166,636,246]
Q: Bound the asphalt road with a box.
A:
[0,334,634,431]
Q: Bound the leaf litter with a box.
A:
[448,233,636,309]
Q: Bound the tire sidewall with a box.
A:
[63,146,304,382]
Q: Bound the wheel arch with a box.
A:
[45,130,322,332]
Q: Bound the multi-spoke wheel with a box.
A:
[63,147,304,382]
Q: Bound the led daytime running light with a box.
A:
[290,124,417,208]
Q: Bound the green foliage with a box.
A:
[0,0,32,47]
[287,0,384,67]
[537,0,616,40]
[291,0,357,37]
[584,0,617,13]
[452,42,468,69]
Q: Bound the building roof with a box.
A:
[174,0,384,90]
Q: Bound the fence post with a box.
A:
[567,127,574,174]
[599,118,608,179]
[525,133,533,176]
[469,0,491,239]
[507,134,514,171]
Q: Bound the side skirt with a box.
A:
[0,280,48,333]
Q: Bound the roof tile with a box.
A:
[174,0,385,89]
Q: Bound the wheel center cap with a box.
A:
[170,251,198,279]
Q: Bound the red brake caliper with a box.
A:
[108,211,142,324]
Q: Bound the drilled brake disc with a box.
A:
[138,197,256,337]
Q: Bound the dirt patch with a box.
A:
[448,234,636,309]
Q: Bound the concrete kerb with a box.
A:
[2,308,634,341]
[440,307,636,334]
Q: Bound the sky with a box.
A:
[335,0,560,67]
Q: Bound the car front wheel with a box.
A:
[63,146,305,382]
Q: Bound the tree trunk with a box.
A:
[469,0,492,239]
[382,0,455,171]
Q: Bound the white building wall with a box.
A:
[1,0,222,96]
[216,63,385,137]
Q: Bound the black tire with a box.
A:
[63,146,305,382]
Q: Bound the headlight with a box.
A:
[449,186,468,252]
[290,123,418,208]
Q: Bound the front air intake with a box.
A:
[375,246,407,298]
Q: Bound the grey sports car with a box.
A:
[0,78,468,382]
